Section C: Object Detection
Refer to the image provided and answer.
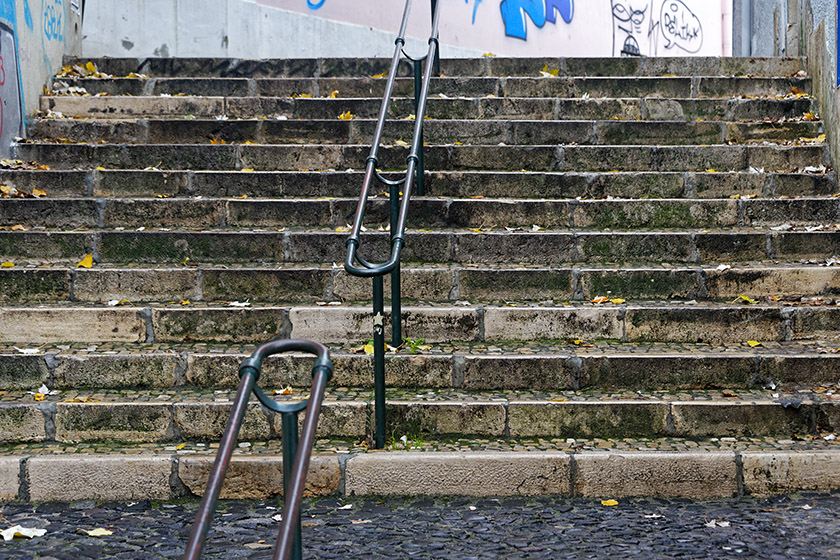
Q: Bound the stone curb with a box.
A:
[2,449,838,502]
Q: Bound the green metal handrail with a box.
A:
[183,339,333,560]
[344,0,442,449]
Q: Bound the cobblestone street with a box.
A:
[1,493,838,559]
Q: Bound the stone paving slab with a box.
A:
[0,492,839,559]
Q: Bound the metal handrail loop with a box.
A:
[343,0,441,449]
[184,339,333,560]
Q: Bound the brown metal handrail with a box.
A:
[183,339,333,560]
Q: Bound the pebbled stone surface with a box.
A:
[0,493,837,559]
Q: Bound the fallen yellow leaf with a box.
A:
[540,64,560,77]
[85,61,97,74]
[11,224,27,231]
[338,111,355,120]
[234,194,248,199]
[328,90,339,99]
[275,386,293,395]
[610,298,626,304]
[95,166,107,171]
[209,137,226,145]
[34,393,45,401]
[737,294,758,305]
[393,139,409,147]
[175,443,187,450]
[32,187,47,198]
[591,296,609,304]
[76,254,94,268]
[482,52,496,57]
[601,499,619,507]
[747,340,763,347]
[363,344,374,355]
[155,194,169,198]
[371,72,386,79]
[1,262,13,268]
[82,528,113,537]
[241,168,255,172]
[179,299,191,305]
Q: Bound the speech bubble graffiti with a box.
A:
[660,0,703,53]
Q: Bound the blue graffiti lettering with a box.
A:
[501,0,573,40]
[500,0,546,40]
[43,0,64,42]
[23,0,34,31]
[465,0,484,25]
[545,0,573,24]
[307,0,326,9]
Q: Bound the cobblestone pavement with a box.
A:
[1,493,838,559]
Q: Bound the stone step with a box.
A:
[3,196,840,231]
[2,438,837,501]
[1,302,840,344]
[4,340,838,391]
[5,263,840,304]
[42,93,817,122]
[29,118,824,146]
[14,143,828,172]
[64,56,806,80]
[5,229,840,266]
[41,76,812,112]
[4,169,832,199]
[0,387,835,445]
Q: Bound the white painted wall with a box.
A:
[83,0,731,59]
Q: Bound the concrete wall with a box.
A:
[82,0,732,59]
[0,0,81,155]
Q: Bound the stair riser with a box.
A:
[5,230,840,265]
[44,77,812,106]
[4,169,831,199]
[1,305,839,344]
[3,197,838,230]
[30,118,823,146]
[3,351,836,392]
[65,56,806,79]
[5,266,840,304]
[40,90,818,122]
[14,143,828,172]
[0,399,835,443]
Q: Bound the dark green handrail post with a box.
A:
[413,59,425,196]
[390,181,402,347]
[280,412,302,560]
[431,0,440,76]
[373,275,387,448]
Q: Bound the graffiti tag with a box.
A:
[660,0,702,52]
[43,0,64,42]
[307,0,326,9]
[500,0,574,40]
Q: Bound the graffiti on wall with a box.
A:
[500,0,574,40]
[43,0,65,41]
[0,20,22,155]
[611,0,702,56]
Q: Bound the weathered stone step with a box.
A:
[41,75,812,110]
[14,143,827,172]
[3,196,840,231]
[29,118,823,146]
[6,229,840,265]
[41,93,816,121]
[65,56,806,80]
[4,340,838,392]
[1,302,840,344]
[2,436,837,501]
[3,263,840,305]
[0,387,835,445]
[5,169,831,199]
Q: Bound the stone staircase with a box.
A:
[1,56,839,502]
